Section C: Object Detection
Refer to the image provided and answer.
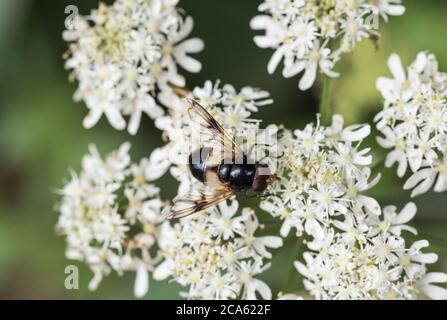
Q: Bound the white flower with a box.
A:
[277,293,304,300]
[403,156,447,197]
[93,208,129,251]
[238,261,272,300]
[167,16,204,73]
[368,202,417,237]
[222,84,273,113]
[134,263,150,298]
[56,143,166,295]
[375,52,447,196]
[262,114,377,235]
[209,201,244,241]
[309,183,348,216]
[284,40,339,91]
[251,0,405,90]
[261,115,447,300]
[293,201,447,300]
[372,0,406,21]
[154,203,282,300]
[398,240,438,278]
[417,273,447,300]
[238,209,284,259]
[63,0,203,134]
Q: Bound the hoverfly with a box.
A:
[165,98,275,219]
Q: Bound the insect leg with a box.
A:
[244,190,258,200]
[259,192,281,200]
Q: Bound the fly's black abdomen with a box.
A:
[189,161,205,182]
[228,164,256,188]
[189,148,257,190]
[189,147,212,182]
[217,164,231,182]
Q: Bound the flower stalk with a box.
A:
[283,238,303,293]
[319,75,332,126]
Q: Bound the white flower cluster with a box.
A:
[262,114,380,237]
[63,0,203,134]
[296,203,447,299]
[56,79,283,300]
[375,52,447,197]
[260,115,447,299]
[148,81,286,299]
[154,202,283,299]
[250,0,405,90]
[56,143,166,297]
[57,0,447,301]
[155,80,276,194]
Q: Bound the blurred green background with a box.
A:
[0,0,446,299]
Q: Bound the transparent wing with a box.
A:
[186,98,245,166]
[164,184,239,219]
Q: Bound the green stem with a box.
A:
[319,75,332,126]
[282,237,302,294]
